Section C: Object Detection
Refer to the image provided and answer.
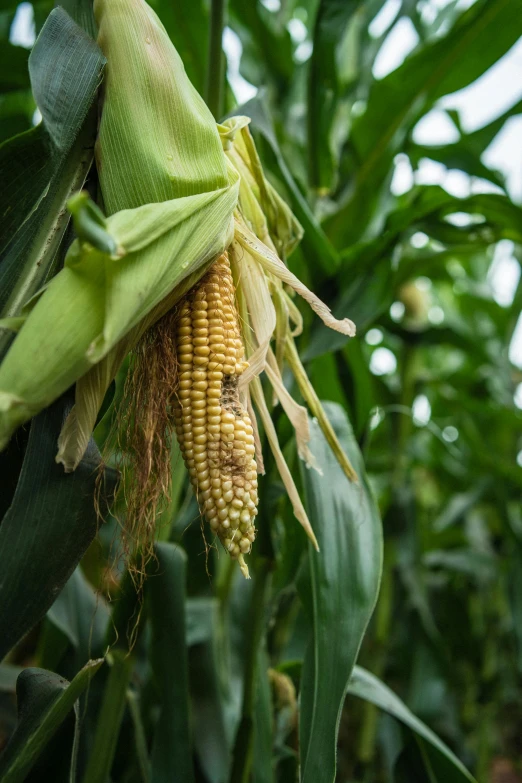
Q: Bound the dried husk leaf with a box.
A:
[235,217,356,337]
[230,240,276,387]
[250,376,319,551]
[265,350,322,474]
[220,118,303,259]
[285,337,358,483]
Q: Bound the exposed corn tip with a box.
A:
[173,252,258,577]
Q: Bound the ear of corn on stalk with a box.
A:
[0,0,358,578]
[173,252,257,578]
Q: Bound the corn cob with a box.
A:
[173,252,258,576]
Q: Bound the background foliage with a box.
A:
[1,0,521,781]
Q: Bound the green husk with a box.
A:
[94,0,230,212]
[0,0,239,451]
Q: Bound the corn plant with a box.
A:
[0,1,521,782]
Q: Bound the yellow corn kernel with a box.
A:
[173,251,257,577]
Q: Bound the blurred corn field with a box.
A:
[1,0,522,782]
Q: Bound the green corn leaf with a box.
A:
[0,183,237,450]
[325,0,522,245]
[0,8,105,327]
[306,184,522,359]
[186,597,217,646]
[406,100,522,190]
[188,600,231,783]
[0,393,118,660]
[60,0,97,38]
[307,0,362,192]
[252,646,274,783]
[347,666,477,782]
[82,651,133,783]
[0,660,103,783]
[46,567,110,664]
[146,542,195,783]
[229,0,294,87]
[298,402,383,783]
[126,689,152,783]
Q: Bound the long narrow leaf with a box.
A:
[0,393,118,661]
[0,8,105,326]
[298,403,382,783]
[82,651,133,783]
[347,666,477,783]
[326,0,522,244]
[0,661,103,783]
[147,542,194,783]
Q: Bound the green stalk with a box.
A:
[229,560,271,783]
[126,690,151,783]
[206,0,227,119]
[393,342,417,489]
[82,651,133,783]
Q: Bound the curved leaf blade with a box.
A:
[0,7,105,325]
[0,393,118,660]
[0,660,103,783]
[347,666,477,783]
[326,0,522,245]
[147,542,195,783]
[47,567,110,662]
[298,402,383,783]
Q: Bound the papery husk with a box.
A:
[56,247,216,471]
[264,351,322,474]
[285,337,359,483]
[250,375,319,551]
[219,117,302,259]
[235,217,355,338]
